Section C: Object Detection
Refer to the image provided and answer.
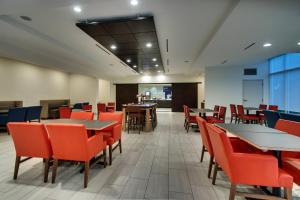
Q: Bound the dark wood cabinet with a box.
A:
[171,83,198,112]
[116,84,138,111]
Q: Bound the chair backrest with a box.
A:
[7,122,52,158]
[82,104,92,111]
[98,112,123,125]
[45,124,90,161]
[73,103,83,109]
[280,113,300,122]
[97,103,106,113]
[213,105,220,112]
[185,106,193,121]
[112,124,122,141]
[196,116,214,155]
[236,105,245,117]
[26,106,42,121]
[259,104,267,110]
[107,102,115,106]
[83,102,89,105]
[263,110,280,128]
[218,106,227,120]
[268,105,278,111]
[230,104,237,116]
[206,123,233,179]
[70,112,94,120]
[59,107,72,119]
[183,105,187,118]
[7,107,27,122]
[275,119,300,137]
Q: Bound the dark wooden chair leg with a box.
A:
[200,145,205,162]
[103,149,107,168]
[186,123,190,133]
[284,188,292,200]
[109,145,112,165]
[208,155,214,178]
[44,158,50,183]
[229,183,237,200]
[119,139,122,154]
[13,156,21,180]
[52,159,58,184]
[212,162,219,185]
[84,161,89,188]
[230,117,233,123]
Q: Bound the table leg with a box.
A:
[272,150,282,197]
[144,108,151,132]
[122,107,126,131]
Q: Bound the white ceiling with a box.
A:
[0,0,299,79]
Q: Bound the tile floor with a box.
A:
[0,112,299,200]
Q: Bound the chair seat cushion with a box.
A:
[282,158,300,186]
[189,116,197,123]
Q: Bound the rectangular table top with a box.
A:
[190,108,214,113]
[122,103,157,108]
[215,123,300,152]
[243,107,259,111]
[0,109,9,114]
[42,119,117,131]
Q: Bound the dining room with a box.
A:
[1,0,300,200]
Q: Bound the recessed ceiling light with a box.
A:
[157,70,161,73]
[263,43,272,47]
[73,5,82,13]
[146,42,152,48]
[110,45,117,50]
[130,0,139,6]
[155,64,159,67]
[133,65,137,68]
[126,59,131,63]
[297,42,300,46]
[152,58,157,62]
[140,71,143,74]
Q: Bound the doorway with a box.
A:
[242,80,264,107]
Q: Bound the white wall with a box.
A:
[111,74,205,108]
[98,79,113,103]
[0,57,70,106]
[69,74,99,113]
[205,63,269,116]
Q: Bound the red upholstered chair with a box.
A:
[98,112,123,165]
[106,102,116,112]
[185,105,197,133]
[97,103,106,114]
[269,105,279,111]
[46,124,106,188]
[59,107,71,119]
[257,104,268,124]
[212,105,220,117]
[206,123,293,200]
[230,104,238,123]
[237,105,259,124]
[196,116,263,180]
[82,104,92,111]
[7,123,52,183]
[70,112,94,120]
[207,106,226,124]
[259,104,268,110]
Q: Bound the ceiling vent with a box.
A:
[244,68,257,75]
[244,42,256,50]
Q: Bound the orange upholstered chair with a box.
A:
[97,103,106,114]
[70,112,94,120]
[7,122,52,183]
[46,124,106,188]
[206,106,226,123]
[82,104,92,111]
[269,105,279,111]
[275,119,300,186]
[206,123,293,200]
[106,102,116,112]
[59,107,71,119]
[98,112,123,165]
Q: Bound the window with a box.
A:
[269,53,300,112]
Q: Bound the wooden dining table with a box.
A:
[122,103,157,132]
[215,123,300,197]
[243,107,260,115]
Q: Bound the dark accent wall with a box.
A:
[172,83,198,112]
[116,84,138,111]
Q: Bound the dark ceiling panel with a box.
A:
[76,16,164,73]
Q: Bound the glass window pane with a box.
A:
[286,53,300,70]
[269,73,285,110]
[269,55,285,73]
[286,69,300,112]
